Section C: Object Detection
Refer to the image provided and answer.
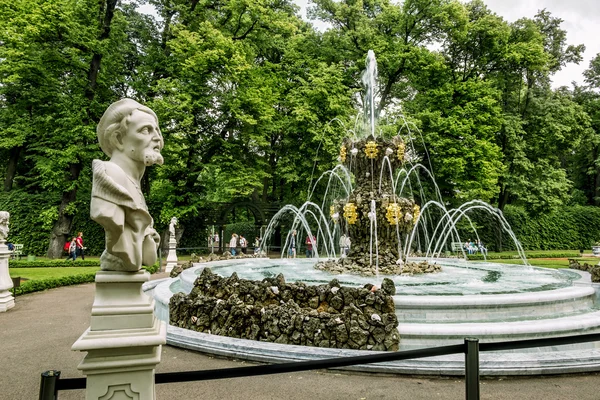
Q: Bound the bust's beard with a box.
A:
[144,150,164,166]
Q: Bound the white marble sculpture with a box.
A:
[0,211,15,312]
[0,211,8,241]
[166,216,179,273]
[169,216,177,237]
[90,98,164,272]
[73,99,166,400]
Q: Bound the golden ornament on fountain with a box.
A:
[397,142,406,162]
[340,145,347,162]
[343,202,358,224]
[413,203,420,224]
[385,203,403,225]
[364,141,379,159]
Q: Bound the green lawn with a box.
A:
[9,267,100,280]
[479,257,599,269]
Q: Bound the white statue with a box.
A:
[91,98,164,271]
[0,211,8,242]
[169,217,178,237]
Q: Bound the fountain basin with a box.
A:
[146,258,600,375]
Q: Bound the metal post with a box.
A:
[39,370,60,400]
[465,338,480,400]
[158,247,162,273]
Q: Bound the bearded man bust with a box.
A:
[91,98,164,271]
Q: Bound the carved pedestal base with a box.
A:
[0,244,15,312]
[72,270,166,400]
[165,237,178,274]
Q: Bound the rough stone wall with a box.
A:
[169,268,399,351]
[569,259,600,282]
[315,257,441,276]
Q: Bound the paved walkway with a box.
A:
[1,275,600,400]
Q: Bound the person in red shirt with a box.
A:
[75,232,85,260]
[305,234,316,258]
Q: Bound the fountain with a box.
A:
[146,52,600,375]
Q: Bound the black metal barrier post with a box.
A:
[39,370,60,400]
[465,338,480,400]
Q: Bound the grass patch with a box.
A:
[9,267,101,280]
[467,250,581,260]
[479,257,599,269]
[9,262,159,295]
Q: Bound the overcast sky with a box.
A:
[296,0,598,89]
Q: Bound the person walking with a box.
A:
[287,230,297,258]
[229,233,238,256]
[305,234,316,258]
[75,232,85,260]
[240,235,248,254]
[253,236,261,254]
[67,237,78,261]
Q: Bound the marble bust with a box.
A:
[0,211,8,242]
[91,99,164,271]
[169,217,177,237]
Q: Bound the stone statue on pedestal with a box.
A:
[73,99,166,400]
[0,211,8,242]
[91,98,164,271]
[166,216,179,273]
[0,211,15,312]
[169,217,178,237]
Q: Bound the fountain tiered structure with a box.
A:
[314,134,439,275]
[146,51,600,375]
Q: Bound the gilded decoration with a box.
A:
[413,204,420,224]
[343,203,358,225]
[385,203,403,226]
[340,145,347,162]
[397,142,405,162]
[364,141,379,159]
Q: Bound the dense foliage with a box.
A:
[458,205,600,251]
[2,0,600,254]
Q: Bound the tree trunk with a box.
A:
[3,145,22,192]
[46,0,118,258]
[47,162,83,258]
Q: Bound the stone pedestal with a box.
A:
[0,242,15,312]
[165,237,178,273]
[72,270,166,400]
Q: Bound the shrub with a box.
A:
[12,262,160,295]
[9,260,100,268]
[457,205,600,251]
[13,273,96,296]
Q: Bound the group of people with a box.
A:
[285,230,351,258]
[64,232,85,261]
[286,230,319,258]
[463,239,487,255]
[228,233,261,256]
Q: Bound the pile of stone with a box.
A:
[568,259,600,282]
[169,268,399,351]
[315,257,441,276]
[169,252,265,278]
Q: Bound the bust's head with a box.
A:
[97,99,164,166]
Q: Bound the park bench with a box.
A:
[11,244,23,260]
[451,242,464,253]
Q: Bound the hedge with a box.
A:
[466,251,580,260]
[12,262,161,296]
[455,205,600,252]
[9,260,101,268]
